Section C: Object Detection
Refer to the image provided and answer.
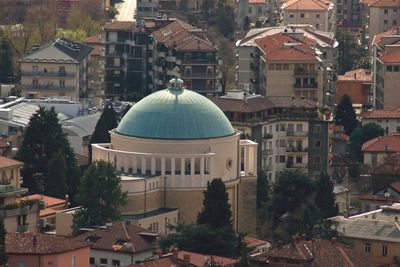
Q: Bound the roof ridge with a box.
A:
[122,221,136,253]
[336,244,355,267]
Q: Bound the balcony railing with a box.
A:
[294,69,318,76]
[22,84,75,90]
[293,83,318,89]
[263,133,273,139]
[166,56,176,62]
[286,162,307,169]
[180,73,216,79]
[286,146,308,153]
[287,131,308,137]
[21,71,75,77]
[181,58,217,65]
[262,149,273,156]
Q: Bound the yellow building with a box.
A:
[19,38,93,100]
[92,78,258,235]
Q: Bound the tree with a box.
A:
[348,122,385,162]
[24,6,57,45]
[46,151,68,199]
[197,178,232,229]
[159,224,241,257]
[314,174,338,219]
[65,9,103,40]
[257,170,269,208]
[0,217,7,266]
[353,56,371,70]
[89,104,118,161]
[73,160,127,231]
[212,0,235,38]
[336,29,366,74]
[16,107,79,198]
[334,94,358,136]
[0,31,13,83]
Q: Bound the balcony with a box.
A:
[262,149,273,157]
[21,71,75,77]
[293,83,318,89]
[263,165,272,171]
[166,56,176,62]
[181,58,217,65]
[22,84,75,90]
[263,133,273,139]
[287,131,308,137]
[105,38,126,44]
[294,68,318,76]
[125,39,135,46]
[157,52,166,57]
[286,146,308,153]
[286,161,307,169]
[180,72,216,79]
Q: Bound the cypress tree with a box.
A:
[334,94,358,136]
[0,216,7,265]
[314,174,338,218]
[46,151,68,199]
[197,178,232,229]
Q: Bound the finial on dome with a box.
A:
[168,77,184,90]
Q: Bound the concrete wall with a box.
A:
[369,7,399,43]
[283,10,329,31]
[343,237,400,260]
[237,176,257,235]
[362,118,400,135]
[363,151,390,167]
[56,211,74,237]
[90,248,153,267]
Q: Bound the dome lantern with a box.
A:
[168,78,184,91]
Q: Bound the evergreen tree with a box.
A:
[0,31,13,83]
[257,170,269,208]
[197,178,232,229]
[16,107,79,198]
[46,151,68,199]
[334,94,358,136]
[0,217,7,265]
[89,104,118,162]
[73,160,127,231]
[349,122,385,162]
[314,174,338,219]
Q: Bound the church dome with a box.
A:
[116,79,235,140]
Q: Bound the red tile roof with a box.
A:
[372,27,400,47]
[362,134,400,152]
[379,49,400,63]
[255,33,318,61]
[6,233,90,254]
[338,69,373,82]
[152,20,216,52]
[21,194,65,208]
[74,221,157,253]
[283,0,331,10]
[249,0,266,3]
[103,21,136,31]
[244,236,269,248]
[0,156,22,168]
[369,0,400,7]
[362,106,400,119]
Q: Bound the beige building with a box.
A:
[372,28,400,108]
[83,34,105,98]
[362,107,400,134]
[281,0,335,32]
[91,78,258,234]
[361,134,400,167]
[236,26,338,106]
[19,38,93,100]
[332,203,400,266]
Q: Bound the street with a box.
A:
[116,0,136,21]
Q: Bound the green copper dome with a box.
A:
[116,79,235,140]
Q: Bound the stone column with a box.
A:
[161,157,166,176]
[210,157,214,178]
[151,157,156,175]
[171,158,175,179]
[132,157,137,174]
[180,157,185,178]
[200,157,205,178]
[141,157,146,175]
[190,157,195,179]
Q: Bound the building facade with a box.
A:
[83,34,105,98]
[19,38,92,100]
[151,20,222,94]
[91,79,258,234]
[362,107,400,134]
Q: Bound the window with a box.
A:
[384,9,388,14]
[397,126,400,132]
[72,256,76,267]
[59,66,66,76]
[282,64,289,70]
[17,261,26,267]
[112,259,121,266]
[248,7,252,13]
[395,66,400,72]
[365,243,371,255]
[279,140,286,147]
[296,124,303,132]
[90,258,95,264]
[316,23,320,29]
[314,125,321,133]
[387,65,393,71]
[384,19,388,25]
[316,13,320,18]
[300,13,305,18]
[314,156,321,164]
[296,156,302,163]
[100,258,108,266]
[315,140,321,148]
[394,20,398,26]
[382,245,388,256]
[269,64,274,70]
[275,64,282,70]
[279,156,285,163]
[290,13,294,18]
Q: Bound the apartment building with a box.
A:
[361,133,400,167]
[19,38,92,100]
[332,203,400,266]
[281,0,335,32]
[336,0,362,31]
[83,34,105,98]
[151,20,222,94]
[371,27,400,108]
[208,90,327,181]
[237,27,337,105]
[103,21,151,98]
[336,68,373,109]
[366,0,400,45]
[236,0,278,31]
[362,106,400,134]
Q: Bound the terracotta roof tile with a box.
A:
[103,21,136,31]
[372,27,400,47]
[249,0,266,3]
[244,236,269,248]
[338,69,373,82]
[362,134,400,152]
[6,233,90,254]
[283,0,331,10]
[74,221,157,253]
[0,156,22,168]
[369,0,400,7]
[21,194,65,208]
[255,33,318,61]
[379,49,400,63]
[362,106,400,119]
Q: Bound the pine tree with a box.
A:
[197,178,232,229]
[0,31,13,83]
[0,217,7,265]
[334,94,358,136]
[314,174,338,218]
[46,151,68,199]
[16,107,79,198]
[73,160,127,231]
[257,170,269,209]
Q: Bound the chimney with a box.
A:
[33,234,37,247]
[64,194,70,209]
[183,254,191,264]
[354,73,357,79]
